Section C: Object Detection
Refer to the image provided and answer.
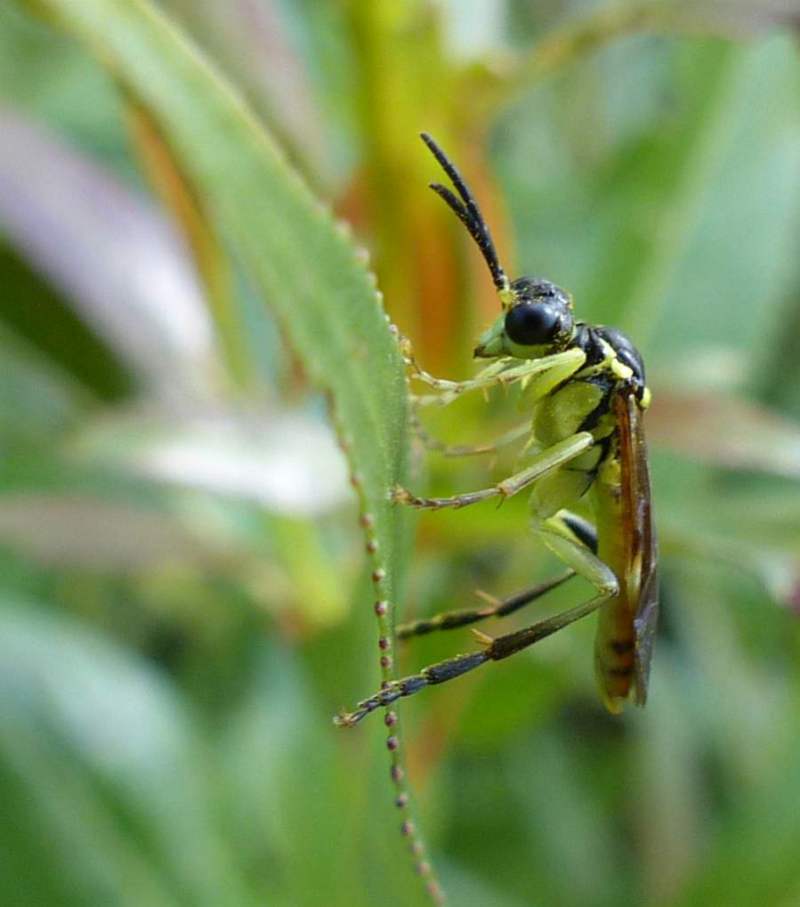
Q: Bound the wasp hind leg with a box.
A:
[333,507,612,727]
[395,511,597,641]
[477,512,618,664]
[333,542,610,727]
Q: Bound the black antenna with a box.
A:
[420,132,509,293]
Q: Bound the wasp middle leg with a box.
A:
[393,432,593,510]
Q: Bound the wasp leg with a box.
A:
[334,648,491,726]
[411,348,586,408]
[396,570,575,640]
[334,509,612,727]
[334,553,612,728]
[410,410,529,458]
[479,515,619,663]
[333,592,599,727]
[399,332,507,399]
[408,358,507,395]
[396,511,597,640]
[408,345,587,455]
[393,432,593,510]
[398,332,506,393]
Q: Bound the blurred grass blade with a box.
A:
[0,455,232,570]
[18,0,420,889]
[459,0,800,117]
[0,107,216,404]
[0,322,85,445]
[677,1,800,36]
[649,391,800,478]
[125,97,247,389]
[80,408,351,515]
[162,0,329,187]
[0,245,133,403]
[0,490,219,570]
[0,601,259,906]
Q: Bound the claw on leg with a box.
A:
[390,484,413,505]
[473,588,501,608]
[471,628,495,648]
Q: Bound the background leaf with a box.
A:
[3,1,800,905]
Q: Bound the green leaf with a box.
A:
[16,0,410,605]
[11,0,423,892]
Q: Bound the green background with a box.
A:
[1,2,800,905]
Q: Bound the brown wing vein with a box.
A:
[614,391,659,706]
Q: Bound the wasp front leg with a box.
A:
[410,347,586,408]
[397,331,506,394]
[402,346,586,490]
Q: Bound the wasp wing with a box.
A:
[615,391,659,706]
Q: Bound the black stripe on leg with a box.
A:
[561,512,598,554]
[426,652,488,683]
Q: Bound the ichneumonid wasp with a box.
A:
[336,133,658,726]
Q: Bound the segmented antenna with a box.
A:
[420,132,509,294]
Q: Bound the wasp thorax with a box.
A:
[504,277,574,348]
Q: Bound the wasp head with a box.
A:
[474,277,575,359]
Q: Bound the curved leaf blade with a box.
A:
[19,0,410,600]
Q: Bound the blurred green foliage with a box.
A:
[2,1,800,906]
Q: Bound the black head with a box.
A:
[503,277,574,347]
[421,135,577,360]
[473,276,575,358]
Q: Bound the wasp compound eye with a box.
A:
[504,303,561,346]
